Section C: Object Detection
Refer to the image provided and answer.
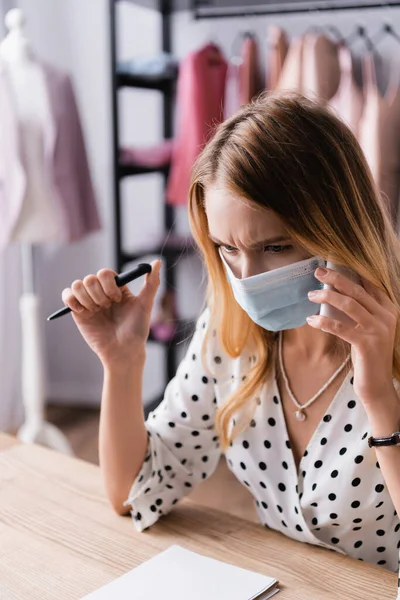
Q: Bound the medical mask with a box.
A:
[219,249,326,331]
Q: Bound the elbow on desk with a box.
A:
[114,503,132,517]
[104,482,133,516]
[109,495,132,516]
[101,466,140,517]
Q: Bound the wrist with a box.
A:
[365,401,400,439]
[101,349,146,375]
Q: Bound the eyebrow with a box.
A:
[208,234,292,249]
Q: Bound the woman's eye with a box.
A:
[264,245,293,253]
[214,243,292,254]
[214,243,237,253]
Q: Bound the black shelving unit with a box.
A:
[109,0,196,415]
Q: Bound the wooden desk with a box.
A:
[0,432,20,452]
[0,433,395,600]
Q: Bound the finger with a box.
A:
[138,259,162,307]
[71,279,100,312]
[306,313,358,344]
[61,287,85,313]
[82,274,113,308]
[308,288,372,328]
[362,278,398,317]
[97,269,123,303]
[314,267,385,318]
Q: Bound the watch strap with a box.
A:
[368,431,400,448]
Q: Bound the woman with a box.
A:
[63,92,400,595]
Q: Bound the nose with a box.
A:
[241,257,262,279]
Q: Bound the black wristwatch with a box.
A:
[368,431,400,448]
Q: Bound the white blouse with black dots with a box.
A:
[123,309,400,599]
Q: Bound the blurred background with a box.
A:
[1,0,400,519]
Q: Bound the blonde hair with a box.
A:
[188,91,400,452]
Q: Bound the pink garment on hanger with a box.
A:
[0,63,25,250]
[45,64,101,242]
[166,43,228,206]
[266,26,289,91]
[275,35,304,93]
[224,60,241,119]
[120,140,174,168]
[276,33,340,105]
[0,61,101,249]
[329,44,364,138]
[225,34,260,119]
[239,34,260,105]
[358,52,400,227]
[301,34,340,105]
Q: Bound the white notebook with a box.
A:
[81,544,279,600]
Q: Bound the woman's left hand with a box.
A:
[306,266,399,408]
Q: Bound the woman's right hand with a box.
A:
[61,259,162,368]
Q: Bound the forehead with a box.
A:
[204,183,287,239]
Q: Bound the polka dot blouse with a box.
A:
[123,309,400,599]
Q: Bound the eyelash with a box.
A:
[214,243,293,254]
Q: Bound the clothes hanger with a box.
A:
[302,24,343,46]
[303,24,324,36]
[229,30,257,65]
[369,23,400,101]
[371,22,400,46]
[371,0,400,46]
[345,24,382,64]
[325,25,345,44]
[207,32,219,49]
[344,25,376,53]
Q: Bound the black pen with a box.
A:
[47,263,152,321]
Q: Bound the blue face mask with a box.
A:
[219,250,326,332]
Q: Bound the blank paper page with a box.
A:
[81,544,279,600]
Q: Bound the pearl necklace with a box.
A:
[278,330,352,422]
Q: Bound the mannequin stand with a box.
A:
[17,244,73,455]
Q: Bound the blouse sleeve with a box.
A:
[397,556,400,600]
[123,308,221,531]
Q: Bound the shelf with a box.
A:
[116,72,176,91]
[115,0,191,10]
[148,318,196,345]
[114,1,388,19]
[118,163,170,178]
[193,0,399,18]
[116,0,328,10]
[121,234,196,262]
[116,0,364,12]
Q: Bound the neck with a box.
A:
[0,35,33,66]
[281,323,348,364]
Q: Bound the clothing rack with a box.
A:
[109,0,196,417]
[110,0,400,418]
[192,1,400,19]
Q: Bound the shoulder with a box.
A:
[190,307,222,363]
[190,307,256,382]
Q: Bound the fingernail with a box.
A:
[316,267,327,277]
[306,315,316,323]
[308,290,317,298]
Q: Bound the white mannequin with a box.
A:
[0,9,60,243]
[0,9,72,455]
